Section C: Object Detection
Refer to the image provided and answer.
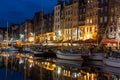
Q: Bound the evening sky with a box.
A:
[0,0,58,28]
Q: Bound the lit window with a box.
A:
[88,0,90,3]
[100,17,103,23]
[90,19,92,23]
[104,16,107,22]
[87,19,89,23]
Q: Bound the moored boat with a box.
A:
[103,57,120,68]
[1,47,19,52]
[88,53,104,60]
[55,50,83,60]
[103,50,120,67]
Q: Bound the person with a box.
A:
[107,47,112,56]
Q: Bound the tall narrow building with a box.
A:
[53,0,63,41]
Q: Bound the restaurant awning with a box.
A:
[84,39,97,43]
[101,39,120,44]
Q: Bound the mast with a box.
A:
[116,15,119,49]
[70,0,74,46]
[6,22,8,47]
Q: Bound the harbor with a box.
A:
[0,0,120,80]
[0,49,120,80]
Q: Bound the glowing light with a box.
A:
[57,67,61,75]
[58,30,62,36]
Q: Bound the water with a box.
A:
[0,52,31,80]
[0,68,30,80]
[0,51,120,80]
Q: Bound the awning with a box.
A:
[101,39,120,44]
[53,40,62,43]
[84,39,97,43]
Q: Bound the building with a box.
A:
[53,0,63,41]
[62,0,79,42]
[33,11,44,43]
[9,24,20,41]
[44,13,54,41]
[0,29,4,41]
[79,0,98,42]
[19,20,33,42]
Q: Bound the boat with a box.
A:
[103,50,120,67]
[55,50,83,60]
[88,53,104,60]
[1,47,19,52]
[1,22,19,52]
[82,45,104,61]
[103,63,120,75]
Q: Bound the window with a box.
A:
[105,6,108,12]
[87,19,89,23]
[101,0,103,3]
[100,17,103,23]
[104,16,107,22]
[101,8,103,13]
[90,19,92,23]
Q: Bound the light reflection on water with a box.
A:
[0,51,120,80]
[33,58,120,80]
[0,52,31,80]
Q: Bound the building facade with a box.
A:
[33,11,44,43]
[54,1,63,41]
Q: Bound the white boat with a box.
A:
[103,57,120,68]
[56,50,83,60]
[103,50,120,67]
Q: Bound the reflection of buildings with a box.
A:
[33,59,98,80]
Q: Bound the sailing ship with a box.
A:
[1,22,18,52]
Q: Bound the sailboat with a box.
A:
[1,22,19,52]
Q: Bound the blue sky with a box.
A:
[0,0,58,28]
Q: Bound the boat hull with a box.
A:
[103,58,120,68]
[88,53,103,60]
[56,50,83,60]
